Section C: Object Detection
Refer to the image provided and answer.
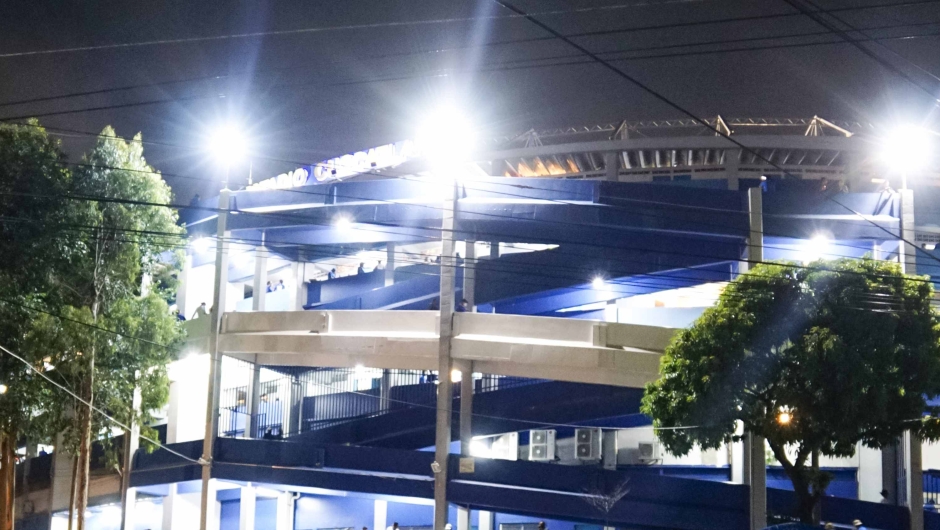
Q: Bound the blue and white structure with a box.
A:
[14,116,940,530]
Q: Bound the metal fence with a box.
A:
[218,357,543,439]
[925,469,940,507]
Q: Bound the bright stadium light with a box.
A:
[416,103,477,165]
[592,276,605,289]
[191,237,211,253]
[801,235,831,264]
[207,122,249,168]
[881,124,934,174]
[334,215,353,232]
[778,410,792,425]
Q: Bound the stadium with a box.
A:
[16,115,940,530]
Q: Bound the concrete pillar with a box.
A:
[380,370,392,413]
[177,254,192,317]
[290,262,306,310]
[746,187,766,530]
[463,241,475,308]
[857,444,884,502]
[898,188,923,528]
[248,363,262,439]
[252,245,268,311]
[275,492,294,530]
[748,434,767,530]
[604,151,619,181]
[906,432,924,530]
[385,244,396,287]
[433,181,459,530]
[478,511,494,530]
[201,189,231,530]
[373,500,388,530]
[456,506,470,530]
[900,188,916,275]
[47,434,74,530]
[457,360,473,457]
[239,485,256,530]
[489,242,499,260]
[165,483,218,530]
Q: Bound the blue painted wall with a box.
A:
[294,495,374,530]
[220,500,239,530]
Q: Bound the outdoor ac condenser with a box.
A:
[638,441,661,463]
[575,428,602,461]
[529,429,556,461]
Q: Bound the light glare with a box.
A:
[592,277,605,289]
[207,123,248,167]
[881,125,934,173]
[416,104,476,164]
[802,235,831,264]
[191,238,211,253]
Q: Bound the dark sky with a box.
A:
[1,0,939,200]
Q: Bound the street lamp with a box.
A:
[207,122,249,189]
[881,124,934,190]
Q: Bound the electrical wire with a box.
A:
[0,342,201,465]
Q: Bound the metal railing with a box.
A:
[218,359,543,439]
[925,469,940,507]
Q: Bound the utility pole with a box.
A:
[432,179,458,530]
[199,184,231,530]
[747,186,766,530]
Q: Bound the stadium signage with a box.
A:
[247,140,416,191]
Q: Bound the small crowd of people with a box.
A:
[427,298,470,312]
[266,279,287,292]
[326,260,384,280]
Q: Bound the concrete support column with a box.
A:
[489,242,499,261]
[478,511,494,530]
[899,187,923,529]
[287,379,303,437]
[456,360,473,457]
[120,380,142,530]
[906,432,924,530]
[275,492,295,530]
[177,254,192,317]
[433,181,459,530]
[165,482,218,530]
[373,500,388,530]
[748,434,767,530]
[456,506,470,530]
[239,485,256,530]
[252,245,268,311]
[385,244,396,287]
[290,262,306,311]
[604,151,619,181]
[380,370,392,413]
[463,241,475,308]
[200,189,231,530]
[248,362,262,439]
[746,187,766,530]
[900,188,916,275]
[857,444,884,502]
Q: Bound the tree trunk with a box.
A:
[0,432,14,530]
[75,363,94,530]
[67,455,77,530]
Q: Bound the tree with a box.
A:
[29,127,184,530]
[641,258,940,524]
[0,121,78,530]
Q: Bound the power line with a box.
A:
[779,0,940,103]
[0,342,201,465]
[0,0,706,60]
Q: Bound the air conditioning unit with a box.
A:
[529,429,556,461]
[638,441,661,463]
[575,428,602,461]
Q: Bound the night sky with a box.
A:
[1,0,938,200]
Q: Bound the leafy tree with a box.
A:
[29,127,184,530]
[641,259,940,524]
[0,121,78,530]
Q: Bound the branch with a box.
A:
[768,440,795,474]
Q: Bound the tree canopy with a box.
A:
[641,258,940,522]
